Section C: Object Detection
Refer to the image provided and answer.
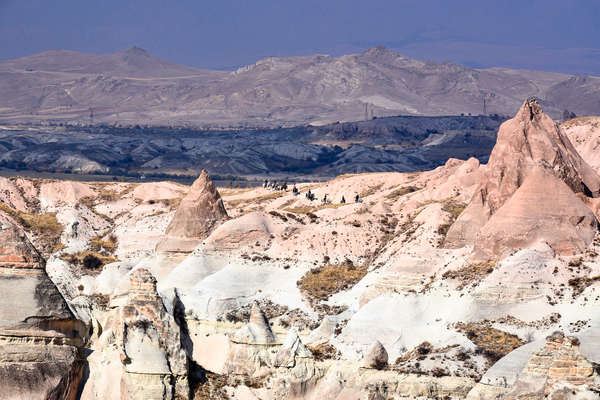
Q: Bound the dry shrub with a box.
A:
[442,260,495,289]
[385,185,419,200]
[90,234,118,253]
[359,183,384,199]
[159,198,181,208]
[297,260,367,301]
[0,203,63,253]
[454,322,524,364]
[193,370,265,400]
[307,343,340,361]
[193,371,229,400]
[60,250,118,274]
[395,342,434,363]
[99,189,120,202]
[77,196,96,209]
[437,200,467,240]
[268,210,288,222]
[568,275,600,297]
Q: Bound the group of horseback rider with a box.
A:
[264,179,361,205]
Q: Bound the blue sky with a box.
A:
[1,0,599,74]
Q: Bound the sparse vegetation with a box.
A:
[98,188,120,202]
[385,185,419,201]
[437,200,467,242]
[442,260,496,289]
[268,210,288,222]
[359,183,384,199]
[285,202,347,216]
[454,322,524,364]
[307,343,340,361]
[0,202,63,253]
[76,195,114,222]
[192,368,265,399]
[297,260,367,301]
[60,250,118,274]
[568,275,600,297]
[393,342,482,380]
[159,198,181,209]
[90,233,118,253]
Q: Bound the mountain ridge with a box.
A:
[1,46,599,127]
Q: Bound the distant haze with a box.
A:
[1,0,599,75]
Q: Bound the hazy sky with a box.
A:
[1,0,599,74]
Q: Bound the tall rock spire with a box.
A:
[446,98,600,258]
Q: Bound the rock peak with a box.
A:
[122,45,148,55]
[522,96,543,120]
[231,302,276,344]
[190,169,211,191]
[249,302,269,326]
[158,170,228,252]
[446,97,600,258]
[362,46,399,59]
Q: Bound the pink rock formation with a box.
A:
[447,98,600,258]
[158,170,228,252]
[473,168,598,259]
[562,116,600,173]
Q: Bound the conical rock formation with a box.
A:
[231,302,276,345]
[446,98,600,258]
[0,215,86,399]
[158,170,228,252]
[274,328,312,367]
[473,168,598,259]
[362,340,388,370]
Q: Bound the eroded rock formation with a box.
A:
[158,170,228,252]
[0,217,86,400]
[362,341,389,370]
[274,328,312,368]
[447,98,600,258]
[226,302,279,375]
[504,332,599,399]
[120,268,189,399]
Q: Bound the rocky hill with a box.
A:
[0,101,598,398]
[1,46,599,127]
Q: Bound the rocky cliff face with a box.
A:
[447,98,600,259]
[0,215,86,400]
[503,332,599,400]
[120,269,189,400]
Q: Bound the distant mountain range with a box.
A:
[1,46,599,127]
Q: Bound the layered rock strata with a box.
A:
[504,332,599,399]
[0,217,86,399]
